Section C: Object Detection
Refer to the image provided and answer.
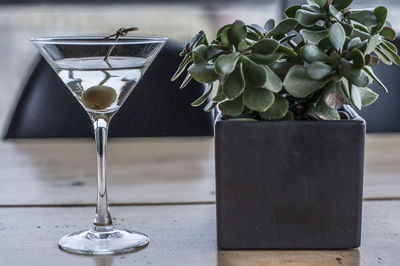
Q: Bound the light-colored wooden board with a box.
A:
[0,138,215,205]
[1,201,399,266]
[0,134,399,206]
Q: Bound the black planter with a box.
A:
[215,107,365,250]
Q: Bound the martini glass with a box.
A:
[31,36,167,255]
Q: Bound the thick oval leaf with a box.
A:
[358,87,379,107]
[347,37,361,50]
[380,26,396,41]
[215,52,241,75]
[329,5,343,21]
[302,4,323,13]
[212,84,226,102]
[242,56,268,87]
[228,20,247,47]
[352,49,365,69]
[332,0,353,10]
[295,9,325,26]
[192,45,207,64]
[264,66,283,93]
[179,73,192,89]
[300,29,329,43]
[243,87,275,112]
[203,101,217,112]
[307,100,340,120]
[365,54,379,66]
[191,83,213,107]
[350,84,362,110]
[247,52,284,65]
[371,6,388,34]
[348,10,378,27]
[340,59,369,87]
[364,34,380,55]
[352,28,372,41]
[260,95,289,120]
[267,18,299,37]
[382,40,397,53]
[249,24,266,34]
[223,62,245,99]
[188,63,219,84]
[285,5,301,18]
[278,45,298,56]
[205,46,225,60]
[264,19,275,32]
[329,23,346,52]
[283,65,329,98]
[307,62,333,80]
[248,39,279,55]
[220,28,231,48]
[218,96,244,117]
[379,42,400,66]
[301,44,330,62]
[341,23,354,36]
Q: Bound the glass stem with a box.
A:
[93,118,113,227]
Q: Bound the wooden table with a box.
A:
[1,135,399,265]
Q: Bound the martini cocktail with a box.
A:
[31,36,167,255]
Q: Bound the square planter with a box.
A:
[215,107,365,250]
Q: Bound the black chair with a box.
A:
[3,41,214,138]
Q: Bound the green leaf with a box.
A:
[260,95,289,120]
[283,110,295,120]
[365,54,379,66]
[329,5,343,21]
[332,0,353,10]
[215,52,241,75]
[340,78,351,99]
[379,42,400,66]
[218,96,244,117]
[350,83,362,110]
[295,9,325,27]
[249,24,266,34]
[347,37,361,50]
[329,23,346,51]
[228,20,247,47]
[277,45,298,57]
[264,19,275,32]
[363,66,388,92]
[212,84,226,102]
[247,53,284,65]
[380,26,396,41]
[352,49,365,69]
[285,5,301,18]
[203,101,217,112]
[341,23,354,36]
[192,44,207,64]
[364,34,380,55]
[307,62,333,80]
[179,73,192,89]
[223,62,245,99]
[382,40,397,53]
[205,46,225,60]
[352,29,372,41]
[302,4,323,13]
[358,87,379,107]
[248,39,279,55]
[188,63,219,84]
[242,56,268,87]
[348,10,378,27]
[191,83,213,107]
[307,99,340,120]
[283,65,329,98]
[340,59,369,87]
[243,87,275,112]
[171,54,192,81]
[371,6,388,34]
[220,28,231,48]
[314,0,327,7]
[375,47,392,65]
[264,66,283,93]
[267,18,299,37]
[300,29,329,43]
[301,44,330,63]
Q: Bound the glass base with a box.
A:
[58,225,149,255]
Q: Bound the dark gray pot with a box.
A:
[215,106,365,250]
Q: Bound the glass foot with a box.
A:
[58,225,149,255]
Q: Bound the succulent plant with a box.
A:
[172,0,399,120]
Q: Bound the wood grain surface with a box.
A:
[0,135,399,206]
[1,201,399,266]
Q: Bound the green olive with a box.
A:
[82,85,117,110]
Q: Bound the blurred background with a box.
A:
[1,0,399,134]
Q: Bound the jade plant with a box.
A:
[172,0,399,120]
